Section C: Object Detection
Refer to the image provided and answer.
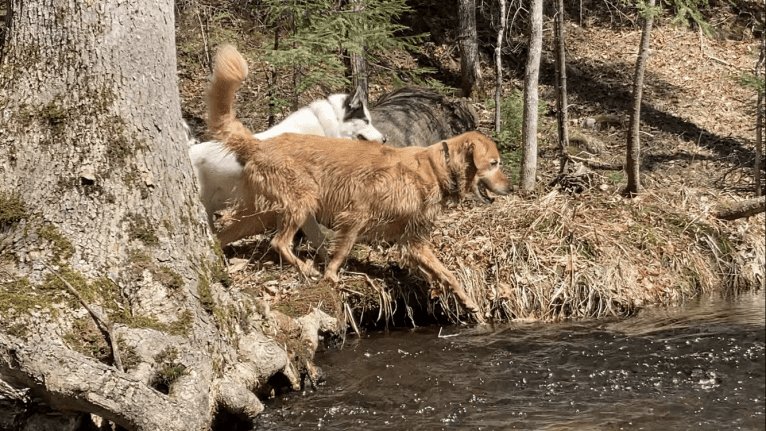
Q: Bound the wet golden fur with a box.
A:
[207,45,511,317]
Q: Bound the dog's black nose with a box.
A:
[382,136,387,144]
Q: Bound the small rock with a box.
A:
[80,166,96,182]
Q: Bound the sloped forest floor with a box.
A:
[176,0,765,333]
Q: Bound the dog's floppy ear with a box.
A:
[462,136,476,165]
[441,141,451,164]
[469,136,498,170]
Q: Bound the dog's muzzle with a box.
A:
[474,180,494,204]
[358,133,386,144]
[473,177,510,204]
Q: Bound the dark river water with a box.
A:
[255,290,765,430]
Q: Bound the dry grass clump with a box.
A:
[427,188,764,323]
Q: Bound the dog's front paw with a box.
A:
[470,309,486,324]
[322,271,340,284]
[299,261,320,278]
[462,299,486,324]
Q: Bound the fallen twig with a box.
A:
[437,327,459,338]
[344,302,361,337]
[568,154,623,171]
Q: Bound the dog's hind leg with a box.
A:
[406,241,485,323]
[271,211,320,278]
[323,222,365,283]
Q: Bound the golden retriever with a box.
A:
[206,45,511,318]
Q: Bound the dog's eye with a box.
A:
[490,159,499,166]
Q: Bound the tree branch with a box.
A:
[568,154,623,171]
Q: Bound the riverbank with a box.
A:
[225,186,764,329]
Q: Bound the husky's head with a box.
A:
[337,87,387,143]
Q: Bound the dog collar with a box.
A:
[442,141,459,195]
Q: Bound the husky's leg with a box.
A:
[300,216,331,264]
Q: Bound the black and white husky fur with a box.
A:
[370,85,477,148]
[189,86,387,229]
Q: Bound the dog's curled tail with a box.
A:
[206,44,252,141]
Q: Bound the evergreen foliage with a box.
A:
[259,0,428,95]
[486,90,547,161]
[663,0,712,34]
[736,71,765,95]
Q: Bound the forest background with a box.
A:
[0,0,763,429]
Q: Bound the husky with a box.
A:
[189,81,387,230]
[370,86,477,148]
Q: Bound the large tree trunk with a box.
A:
[519,0,543,192]
[0,0,330,429]
[458,0,482,98]
[494,0,507,133]
[625,0,655,196]
[554,0,570,174]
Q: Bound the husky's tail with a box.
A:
[206,44,253,142]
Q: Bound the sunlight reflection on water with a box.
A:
[256,290,765,430]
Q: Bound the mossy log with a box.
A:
[715,196,766,220]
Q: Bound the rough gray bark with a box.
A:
[519,0,543,192]
[625,0,655,196]
[351,51,369,106]
[494,0,507,133]
[554,0,570,174]
[458,0,482,97]
[0,0,335,428]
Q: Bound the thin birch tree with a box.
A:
[351,0,369,106]
[754,34,764,197]
[554,0,570,174]
[494,0,508,133]
[625,0,658,196]
[519,0,543,192]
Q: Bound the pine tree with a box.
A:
[260,0,426,96]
